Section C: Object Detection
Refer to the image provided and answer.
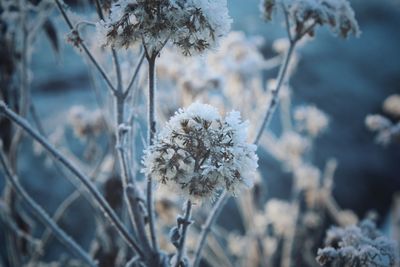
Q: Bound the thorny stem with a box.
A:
[0,145,96,267]
[0,101,145,258]
[54,0,117,93]
[147,54,159,251]
[193,191,228,267]
[175,200,193,267]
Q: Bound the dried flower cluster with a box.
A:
[142,103,258,200]
[317,219,399,266]
[100,0,232,55]
[259,0,360,38]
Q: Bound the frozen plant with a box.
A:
[383,94,400,118]
[294,105,329,138]
[365,94,400,145]
[142,103,258,200]
[317,219,399,267]
[101,0,232,56]
[67,106,106,139]
[259,0,360,39]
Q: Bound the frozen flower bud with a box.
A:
[259,0,360,39]
[142,103,258,200]
[383,94,400,117]
[365,114,392,131]
[294,105,329,137]
[67,106,105,139]
[259,0,276,21]
[277,131,310,166]
[100,0,232,56]
[264,199,294,236]
[294,163,320,191]
[317,219,399,267]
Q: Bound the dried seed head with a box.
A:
[99,0,232,56]
[259,0,360,39]
[142,103,258,200]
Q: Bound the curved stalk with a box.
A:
[0,147,96,267]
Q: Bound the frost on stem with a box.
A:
[99,0,232,56]
[259,0,360,38]
[142,103,258,200]
[317,219,399,267]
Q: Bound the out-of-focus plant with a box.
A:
[0,0,398,267]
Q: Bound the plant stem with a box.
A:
[254,41,296,144]
[0,101,144,258]
[9,0,29,172]
[0,146,96,267]
[146,54,158,251]
[175,200,192,267]
[112,49,153,258]
[193,191,228,267]
[124,51,145,98]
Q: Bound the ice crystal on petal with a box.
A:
[142,103,258,200]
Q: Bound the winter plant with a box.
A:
[0,0,398,266]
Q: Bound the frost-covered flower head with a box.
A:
[383,94,400,117]
[142,103,258,200]
[294,105,329,137]
[277,131,310,167]
[317,219,399,266]
[294,163,320,191]
[68,106,105,139]
[365,114,392,132]
[101,0,232,56]
[259,0,360,39]
[264,199,294,236]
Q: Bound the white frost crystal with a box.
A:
[142,103,258,200]
[100,0,232,55]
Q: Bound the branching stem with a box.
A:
[0,101,144,258]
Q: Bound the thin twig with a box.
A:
[0,101,144,258]
[0,145,96,267]
[54,0,117,93]
[254,41,296,144]
[192,191,228,267]
[175,200,192,267]
[124,51,145,98]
